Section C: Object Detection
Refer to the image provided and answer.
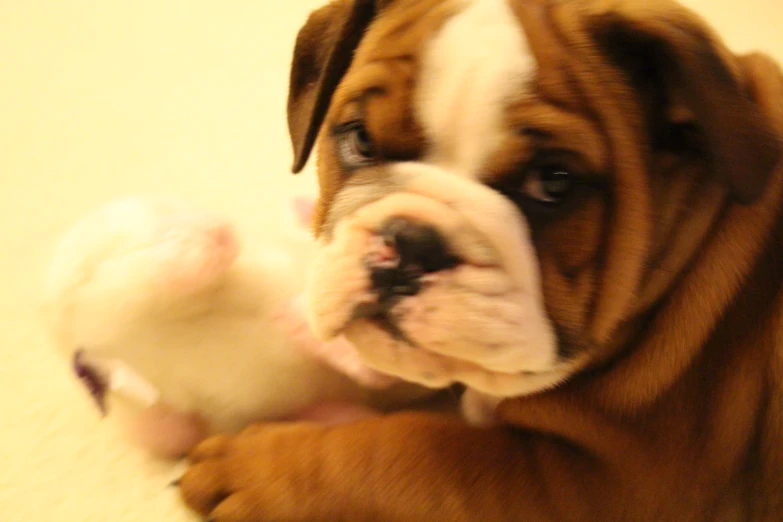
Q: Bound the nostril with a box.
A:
[379,217,459,274]
[370,266,421,300]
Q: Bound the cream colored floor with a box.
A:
[0,1,781,521]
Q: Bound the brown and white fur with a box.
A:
[177,0,783,520]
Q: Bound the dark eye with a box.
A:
[336,122,377,169]
[522,166,573,204]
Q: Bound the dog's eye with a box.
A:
[335,122,377,169]
[523,166,573,204]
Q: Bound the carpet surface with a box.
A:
[1,1,780,520]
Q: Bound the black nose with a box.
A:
[381,218,458,273]
[367,217,459,300]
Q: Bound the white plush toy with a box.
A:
[42,196,431,459]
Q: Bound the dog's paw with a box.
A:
[177,423,324,522]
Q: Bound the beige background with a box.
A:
[0,1,781,520]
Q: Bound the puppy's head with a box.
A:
[287,0,782,399]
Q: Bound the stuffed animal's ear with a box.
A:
[287,0,380,173]
[292,197,316,229]
[588,0,782,204]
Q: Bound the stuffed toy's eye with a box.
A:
[522,166,574,204]
[336,122,377,169]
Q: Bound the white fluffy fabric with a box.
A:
[0,0,778,521]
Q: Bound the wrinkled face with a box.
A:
[299,0,774,398]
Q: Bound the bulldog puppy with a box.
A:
[178,0,783,520]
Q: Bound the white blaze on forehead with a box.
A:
[415,0,535,176]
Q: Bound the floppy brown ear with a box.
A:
[287,0,380,173]
[588,0,782,204]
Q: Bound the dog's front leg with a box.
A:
[177,411,606,522]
